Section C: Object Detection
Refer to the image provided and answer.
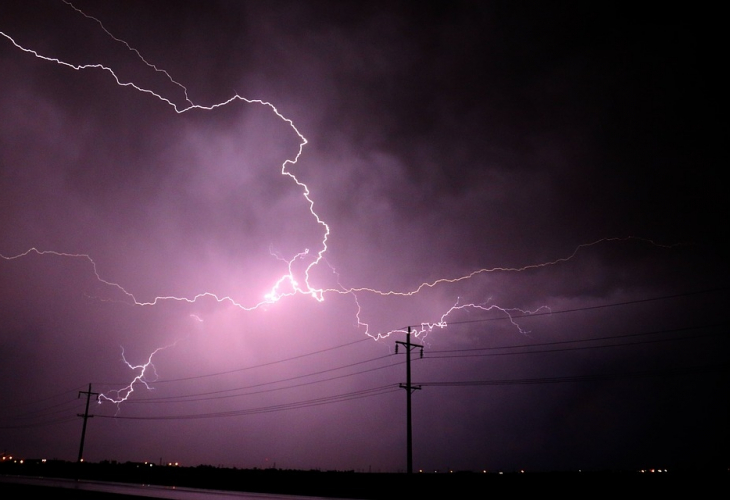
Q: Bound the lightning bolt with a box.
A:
[0,3,682,404]
[98,343,176,411]
[0,13,328,309]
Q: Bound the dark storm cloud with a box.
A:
[1,0,726,474]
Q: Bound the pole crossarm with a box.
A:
[399,383,422,394]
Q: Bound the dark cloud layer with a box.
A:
[1,1,727,474]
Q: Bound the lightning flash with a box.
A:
[0,3,676,404]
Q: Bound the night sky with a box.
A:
[1,1,727,474]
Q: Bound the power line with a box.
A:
[91,323,726,408]
[95,384,401,421]
[0,398,85,430]
[93,288,727,388]
[126,357,406,405]
[0,414,80,430]
[90,362,728,422]
[149,337,373,384]
[0,385,87,413]
[417,286,729,328]
[6,290,724,430]
[415,362,729,387]
[425,324,727,358]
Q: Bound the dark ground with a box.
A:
[1,460,727,498]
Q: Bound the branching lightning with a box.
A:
[98,343,176,410]
[0,3,678,404]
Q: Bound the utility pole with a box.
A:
[396,326,422,474]
[77,384,98,464]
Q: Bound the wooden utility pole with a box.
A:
[77,384,98,464]
[396,326,422,474]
